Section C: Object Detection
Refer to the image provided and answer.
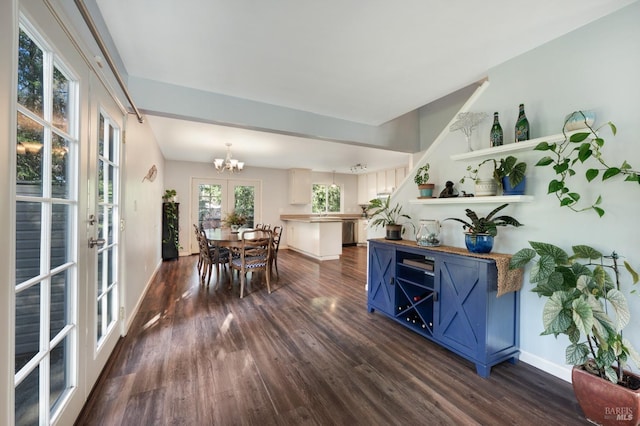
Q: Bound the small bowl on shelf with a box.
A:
[564,111,595,131]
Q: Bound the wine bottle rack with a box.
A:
[395,252,436,336]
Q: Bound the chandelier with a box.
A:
[350,163,367,173]
[214,143,244,173]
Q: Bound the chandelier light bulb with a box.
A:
[213,143,244,173]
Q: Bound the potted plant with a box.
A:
[161,189,180,257]
[414,163,435,198]
[366,196,413,240]
[222,210,247,232]
[509,242,640,425]
[534,111,639,216]
[460,156,527,196]
[460,161,498,197]
[444,203,523,253]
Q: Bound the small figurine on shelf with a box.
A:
[439,181,459,198]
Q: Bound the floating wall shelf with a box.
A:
[409,195,534,205]
[450,130,584,162]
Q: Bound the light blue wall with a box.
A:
[393,1,640,381]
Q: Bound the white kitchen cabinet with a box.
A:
[357,174,368,205]
[395,167,407,187]
[385,169,396,193]
[366,173,377,200]
[376,171,386,194]
[284,220,342,261]
[357,219,368,245]
[288,168,311,204]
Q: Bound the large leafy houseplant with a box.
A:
[366,197,413,240]
[444,203,523,254]
[444,203,523,237]
[509,242,640,386]
[534,111,640,216]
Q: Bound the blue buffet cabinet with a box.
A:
[368,239,520,377]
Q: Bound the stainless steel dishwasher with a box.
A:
[342,220,357,246]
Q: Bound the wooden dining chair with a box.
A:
[228,229,272,298]
[193,224,204,274]
[199,229,230,288]
[270,225,282,278]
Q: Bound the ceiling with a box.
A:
[93,0,634,173]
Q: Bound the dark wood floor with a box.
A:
[75,246,588,425]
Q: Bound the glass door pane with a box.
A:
[190,178,260,253]
[95,113,120,346]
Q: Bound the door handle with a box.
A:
[88,237,106,248]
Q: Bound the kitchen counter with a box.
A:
[280,215,348,260]
[279,214,362,222]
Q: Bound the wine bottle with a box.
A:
[490,112,503,147]
[514,104,530,142]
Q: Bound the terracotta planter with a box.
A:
[572,365,640,425]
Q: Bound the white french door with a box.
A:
[14,19,82,426]
[13,8,124,426]
[84,74,123,389]
[190,178,261,253]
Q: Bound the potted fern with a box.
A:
[509,242,640,425]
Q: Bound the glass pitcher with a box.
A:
[416,219,441,247]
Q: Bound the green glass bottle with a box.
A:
[490,112,503,147]
[514,104,530,142]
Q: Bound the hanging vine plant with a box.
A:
[534,111,640,217]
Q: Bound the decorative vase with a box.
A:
[474,179,498,197]
[501,176,526,196]
[385,224,403,240]
[418,183,435,198]
[230,224,240,232]
[572,365,640,425]
[464,233,494,253]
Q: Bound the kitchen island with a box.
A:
[280,216,343,261]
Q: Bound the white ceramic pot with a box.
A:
[474,179,498,196]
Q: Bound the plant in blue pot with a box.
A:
[494,155,527,195]
[444,203,523,253]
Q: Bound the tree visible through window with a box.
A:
[312,184,341,213]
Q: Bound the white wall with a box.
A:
[391,1,640,381]
[121,117,166,330]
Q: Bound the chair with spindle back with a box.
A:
[228,229,272,298]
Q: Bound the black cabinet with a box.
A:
[162,202,179,260]
[367,239,520,377]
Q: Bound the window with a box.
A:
[312,183,341,214]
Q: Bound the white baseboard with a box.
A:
[123,259,162,334]
[520,350,572,383]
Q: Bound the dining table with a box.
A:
[203,228,271,286]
